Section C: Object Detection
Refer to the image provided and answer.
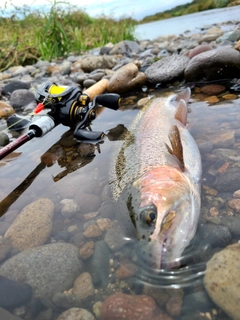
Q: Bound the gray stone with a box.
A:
[109,40,140,55]
[221,216,240,237]
[89,240,110,288]
[0,276,32,309]
[56,308,95,320]
[104,223,126,251]
[10,89,36,111]
[52,292,83,309]
[0,132,9,147]
[145,54,189,84]
[2,80,30,96]
[0,243,82,298]
[197,222,232,248]
[80,55,118,73]
[0,237,12,262]
[184,47,240,82]
[213,167,240,192]
[0,307,23,320]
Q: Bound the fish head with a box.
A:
[128,166,198,269]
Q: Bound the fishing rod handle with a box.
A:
[0,130,35,160]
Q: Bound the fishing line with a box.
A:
[0,100,52,134]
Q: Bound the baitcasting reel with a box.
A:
[0,80,121,160]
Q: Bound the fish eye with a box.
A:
[140,205,157,225]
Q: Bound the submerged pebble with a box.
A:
[0,243,82,298]
[204,242,240,320]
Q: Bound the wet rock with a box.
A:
[100,293,170,320]
[185,44,213,59]
[109,40,140,55]
[0,243,82,298]
[89,240,110,288]
[80,55,117,72]
[235,39,240,51]
[9,89,36,111]
[72,272,95,300]
[79,241,94,259]
[0,101,15,118]
[222,93,238,100]
[35,308,53,320]
[107,62,146,94]
[83,224,102,238]
[104,223,126,251]
[100,42,114,55]
[116,259,137,279]
[213,168,240,192]
[60,60,71,75]
[83,78,96,88]
[199,27,224,42]
[145,54,189,84]
[60,199,80,218]
[52,292,82,309]
[211,131,235,148]
[204,95,220,104]
[197,141,213,154]
[0,237,12,262]
[4,198,54,251]
[56,307,95,320]
[204,243,240,320]
[0,132,10,146]
[96,218,113,231]
[200,84,226,95]
[212,148,240,161]
[75,193,101,214]
[166,295,182,317]
[0,276,32,309]
[0,307,23,320]
[98,202,115,219]
[1,80,30,96]
[221,216,240,237]
[197,222,232,248]
[185,47,240,82]
[228,198,240,212]
[0,221,11,235]
[181,290,214,314]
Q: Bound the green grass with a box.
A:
[0,0,137,71]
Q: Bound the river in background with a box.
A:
[135,5,240,40]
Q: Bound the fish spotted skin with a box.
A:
[109,88,202,269]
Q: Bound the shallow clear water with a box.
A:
[0,84,240,318]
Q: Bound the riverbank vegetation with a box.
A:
[140,0,240,23]
[0,0,136,71]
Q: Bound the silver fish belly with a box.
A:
[109,88,202,269]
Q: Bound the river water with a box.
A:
[135,5,240,40]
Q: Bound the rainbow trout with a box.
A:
[109,88,202,269]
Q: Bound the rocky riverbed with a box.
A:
[0,18,240,320]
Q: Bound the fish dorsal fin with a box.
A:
[174,99,188,125]
[165,125,184,170]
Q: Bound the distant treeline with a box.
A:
[139,0,240,23]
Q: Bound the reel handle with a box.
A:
[95,93,121,110]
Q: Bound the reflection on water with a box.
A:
[0,86,239,319]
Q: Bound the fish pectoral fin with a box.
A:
[165,125,185,171]
[174,99,188,126]
[175,87,191,103]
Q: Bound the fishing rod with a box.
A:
[0,79,121,160]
